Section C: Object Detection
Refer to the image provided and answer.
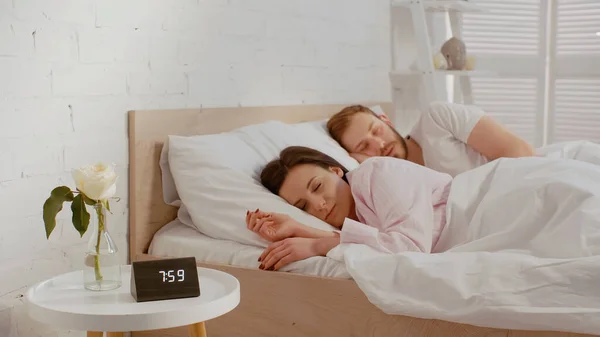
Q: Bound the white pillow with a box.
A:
[369,105,386,116]
[160,105,383,206]
[167,119,359,248]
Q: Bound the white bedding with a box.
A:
[148,219,351,279]
[337,153,600,335]
[155,137,600,333]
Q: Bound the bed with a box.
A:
[128,103,596,337]
[149,219,350,279]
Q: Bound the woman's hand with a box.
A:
[246,209,301,242]
[258,237,320,271]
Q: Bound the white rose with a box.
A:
[72,162,118,201]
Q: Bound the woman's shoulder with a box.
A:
[348,157,416,182]
[358,156,423,172]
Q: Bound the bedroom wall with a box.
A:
[0,1,390,336]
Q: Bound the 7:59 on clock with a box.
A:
[159,269,185,282]
[130,257,200,302]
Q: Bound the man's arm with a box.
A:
[427,102,535,161]
[466,115,536,160]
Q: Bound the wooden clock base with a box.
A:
[87,322,207,337]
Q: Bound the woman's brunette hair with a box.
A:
[260,146,348,195]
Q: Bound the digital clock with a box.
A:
[130,257,200,302]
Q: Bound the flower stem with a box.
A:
[94,204,104,281]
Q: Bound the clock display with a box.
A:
[130,257,200,302]
[159,269,185,282]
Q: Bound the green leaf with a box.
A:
[71,195,90,237]
[51,186,75,201]
[42,186,75,239]
[102,199,111,213]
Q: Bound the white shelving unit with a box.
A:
[391,0,483,12]
[389,0,487,134]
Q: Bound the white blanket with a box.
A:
[339,141,600,334]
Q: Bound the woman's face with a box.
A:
[278,164,354,229]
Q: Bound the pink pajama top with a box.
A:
[340,157,453,254]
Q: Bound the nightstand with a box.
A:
[26,265,240,337]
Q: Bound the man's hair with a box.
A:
[326,105,378,145]
[260,146,348,195]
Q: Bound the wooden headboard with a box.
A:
[127,102,392,262]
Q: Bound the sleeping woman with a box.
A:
[246,145,454,271]
[247,146,600,272]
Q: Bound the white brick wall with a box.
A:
[0,0,390,336]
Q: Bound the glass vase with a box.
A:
[83,202,122,291]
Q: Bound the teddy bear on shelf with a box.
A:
[433,37,476,71]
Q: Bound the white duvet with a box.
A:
[338,141,600,335]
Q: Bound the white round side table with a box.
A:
[26,265,240,337]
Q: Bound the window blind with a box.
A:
[461,0,541,56]
[550,0,600,143]
[469,78,538,145]
[553,79,600,143]
[556,0,600,56]
[459,0,544,146]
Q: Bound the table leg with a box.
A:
[106,333,124,337]
[188,322,207,337]
[87,333,103,337]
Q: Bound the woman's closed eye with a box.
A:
[298,184,321,211]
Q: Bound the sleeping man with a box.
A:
[325,102,536,177]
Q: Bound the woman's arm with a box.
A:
[314,235,341,255]
[294,224,338,239]
[340,157,452,254]
[258,235,340,271]
[247,210,337,242]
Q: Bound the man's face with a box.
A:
[339,113,407,162]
